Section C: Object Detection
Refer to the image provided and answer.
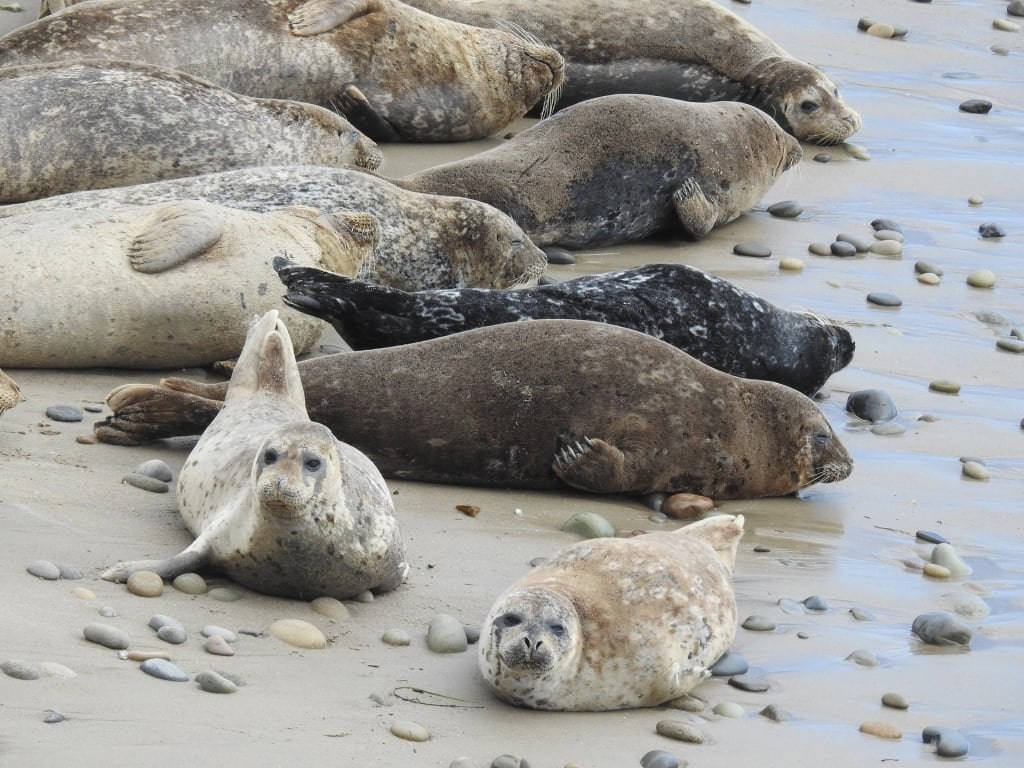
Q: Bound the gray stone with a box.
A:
[710,651,748,677]
[201,625,238,643]
[157,625,187,645]
[978,222,1005,238]
[923,726,969,757]
[802,595,830,611]
[914,260,943,276]
[867,292,902,307]
[766,200,803,218]
[846,649,880,667]
[959,99,992,114]
[655,720,704,744]
[122,473,170,493]
[759,704,793,722]
[26,560,61,580]
[83,622,129,650]
[382,628,412,646]
[871,218,903,233]
[850,607,875,621]
[45,405,83,422]
[134,459,173,482]
[836,233,871,252]
[1,660,41,680]
[427,614,468,653]
[728,674,769,692]
[195,670,238,694]
[733,242,772,258]
[741,615,776,632]
[917,530,949,544]
[912,612,972,647]
[931,543,973,576]
[140,658,190,682]
[882,692,909,710]
[830,241,858,258]
[641,749,680,768]
[847,389,898,422]
[561,511,615,539]
[57,564,83,580]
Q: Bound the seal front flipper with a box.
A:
[672,177,718,240]
[336,84,402,142]
[100,539,212,583]
[288,0,380,36]
[127,201,225,274]
[552,437,641,494]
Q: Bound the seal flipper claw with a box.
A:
[336,84,402,142]
[288,0,378,36]
[552,437,637,494]
[127,201,225,274]
[672,178,717,240]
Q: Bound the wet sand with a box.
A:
[1,0,1022,765]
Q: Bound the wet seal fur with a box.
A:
[0,166,546,292]
[95,320,853,500]
[1,0,564,142]
[397,96,802,248]
[102,310,408,599]
[479,514,744,711]
[0,201,376,368]
[0,60,381,204]
[404,0,861,144]
[276,261,854,396]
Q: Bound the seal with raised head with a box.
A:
[0,166,547,292]
[276,261,853,396]
[102,310,408,600]
[0,60,381,204]
[404,0,861,144]
[396,96,802,248]
[0,0,564,143]
[0,201,377,368]
[479,514,744,711]
[95,320,853,500]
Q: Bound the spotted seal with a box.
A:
[276,262,854,395]
[0,60,381,204]
[396,96,802,248]
[0,368,21,416]
[0,201,376,368]
[0,0,564,142]
[479,514,744,711]
[102,310,408,599]
[404,0,861,144]
[0,166,546,292]
[95,320,853,500]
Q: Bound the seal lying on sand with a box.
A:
[0,202,376,368]
[96,320,853,500]
[404,0,861,144]
[0,0,564,142]
[276,262,854,396]
[102,310,408,599]
[0,369,21,416]
[396,96,802,248]
[479,515,744,711]
[0,166,546,292]
[0,60,381,204]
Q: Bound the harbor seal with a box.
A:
[479,514,744,711]
[0,60,381,204]
[0,166,546,292]
[276,262,854,396]
[0,0,564,142]
[0,368,21,416]
[95,320,854,500]
[102,310,408,599]
[396,96,802,248]
[403,0,861,144]
[0,201,376,368]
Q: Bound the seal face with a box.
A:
[276,262,854,396]
[101,310,408,600]
[0,0,565,142]
[479,515,745,711]
[96,320,854,500]
[0,60,381,204]
[0,166,547,292]
[397,95,802,248]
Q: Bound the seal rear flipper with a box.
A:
[100,541,210,583]
[226,311,306,410]
[551,437,640,494]
[288,0,380,36]
[671,178,717,240]
[127,201,225,273]
[95,384,225,445]
[336,84,402,143]
[675,514,745,572]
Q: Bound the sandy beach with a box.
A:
[1,0,1022,765]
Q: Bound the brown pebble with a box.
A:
[662,493,714,519]
[860,721,902,740]
[125,650,172,661]
[126,570,164,597]
[204,635,236,656]
[75,434,98,445]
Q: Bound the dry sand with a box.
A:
[1,0,1022,765]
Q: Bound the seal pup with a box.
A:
[403,0,861,144]
[0,368,22,416]
[0,0,564,143]
[479,514,744,711]
[0,201,377,368]
[102,310,408,599]
[275,262,854,396]
[0,166,547,292]
[95,320,854,500]
[396,96,802,248]
[0,60,381,204]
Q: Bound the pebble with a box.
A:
[561,511,615,539]
[195,669,238,694]
[766,200,803,218]
[931,543,973,576]
[140,658,189,682]
[867,292,902,308]
[961,460,990,481]
[813,153,831,163]
[871,422,906,436]
[45,405,83,422]
[959,99,993,114]
[655,720,704,744]
[741,615,776,632]
[912,612,973,647]
[978,223,1005,238]
[836,233,872,253]
[942,592,990,620]
[427,614,469,653]
[43,709,66,724]
[58,564,82,579]
[923,563,951,579]
[207,587,242,602]
[661,493,713,519]
[776,598,803,615]
[124,650,170,661]
[542,246,575,265]
[204,635,235,656]
[40,662,77,680]
[148,614,182,632]
[882,692,909,710]
[382,628,412,646]
[845,649,880,667]
[993,17,1020,32]
[712,701,745,718]
[779,257,804,271]
[666,693,705,712]
[71,587,95,600]
[269,619,327,649]
[642,492,667,512]
[733,242,772,258]
[968,195,984,206]
[449,761,478,768]
[710,651,748,677]
[647,512,668,525]
[992,44,1009,55]
[923,726,970,757]
[157,626,187,644]
[929,379,960,394]
[753,545,771,553]
[27,560,61,580]
[391,720,430,742]
[916,530,949,544]
[803,595,830,611]
[807,242,832,257]
[872,218,903,233]
[866,23,895,38]
[127,570,164,597]
[996,338,1024,353]
[310,596,350,620]
[464,624,481,644]
[492,756,531,768]
[83,623,129,650]
[869,239,903,256]
[201,625,238,643]
[172,573,207,594]
[847,389,897,422]
[760,704,793,722]
[914,260,943,276]
[640,750,680,768]
[874,229,904,242]
[845,143,871,161]
[860,721,902,739]
[1010,0,1024,17]
[850,607,875,621]
[1,660,41,680]
[830,241,858,258]
[122,472,170,493]
[134,459,173,482]
[857,17,876,31]
[728,674,769,692]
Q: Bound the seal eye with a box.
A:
[497,613,522,629]
[548,622,565,638]
[813,432,831,446]
[305,458,322,471]
[800,100,819,114]
[263,448,278,465]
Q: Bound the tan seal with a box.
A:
[0,201,377,368]
[0,59,381,204]
[398,95,802,248]
[405,0,861,144]
[478,514,744,710]
[102,310,408,600]
[95,320,853,500]
[0,368,22,416]
[1,0,564,142]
